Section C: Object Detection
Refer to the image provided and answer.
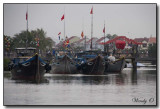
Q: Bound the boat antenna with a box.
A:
[64,6,65,40]
[26,4,28,50]
[90,6,93,51]
[104,20,105,52]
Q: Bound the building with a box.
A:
[134,37,149,50]
[67,36,80,44]
[74,37,89,48]
[148,37,156,45]
[95,37,109,51]
[55,36,80,49]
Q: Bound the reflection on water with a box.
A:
[4,68,156,105]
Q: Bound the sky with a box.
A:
[4,4,156,44]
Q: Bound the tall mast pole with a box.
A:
[64,7,65,39]
[104,20,105,52]
[85,36,86,51]
[26,4,28,50]
[91,6,93,51]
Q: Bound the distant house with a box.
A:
[134,37,149,50]
[86,37,98,50]
[95,37,109,50]
[55,36,80,49]
[74,37,89,48]
[67,36,80,44]
[148,37,156,45]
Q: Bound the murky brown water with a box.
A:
[4,67,156,105]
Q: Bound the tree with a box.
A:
[11,28,54,51]
[106,34,118,40]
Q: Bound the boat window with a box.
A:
[41,62,46,66]
[88,62,93,65]
[22,62,30,66]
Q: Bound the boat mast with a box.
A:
[26,4,28,50]
[90,6,93,51]
[64,7,65,40]
[85,36,86,51]
[104,20,105,52]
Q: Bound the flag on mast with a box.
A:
[58,32,61,35]
[90,7,93,14]
[81,31,84,38]
[58,32,61,40]
[103,27,105,33]
[61,14,64,21]
[26,11,28,21]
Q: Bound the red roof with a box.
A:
[134,37,149,43]
[96,37,105,43]
[100,36,141,45]
[86,37,98,44]
[75,38,86,43]
[67,36,77,40]
[148,37,156,43]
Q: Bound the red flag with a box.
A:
[26,12,28,20]
[103,27,105,33]
[61,14,64,21]
[58,32,61,35]
[81,31,84,38]
[90,7,93,14]
[67,40,69,44]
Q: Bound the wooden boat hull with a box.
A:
[104,57,126,73]
[81,56,105,75]
[11,54,46,82]
[51,55,78,74]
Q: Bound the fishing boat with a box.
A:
[8,48,51,82]
[51,54,78,74]
[81,55,105,75]
[104,57,126,73]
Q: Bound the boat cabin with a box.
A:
[15,47,36,57]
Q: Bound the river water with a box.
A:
[4,67,157,105]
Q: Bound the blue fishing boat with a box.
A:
[75,51,105,75]
[8,48,51,82]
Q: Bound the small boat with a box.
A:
[81,55,105,75]
[51,54,77,74]
[8,48,51,82]
[104,57,126,73]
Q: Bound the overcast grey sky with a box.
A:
[4,4,156,43]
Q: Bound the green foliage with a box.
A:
[4,58,10,71]
[148,43,156,58]
[106,34,118,39]
[5,28,54,51]
[4,35,14,51]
